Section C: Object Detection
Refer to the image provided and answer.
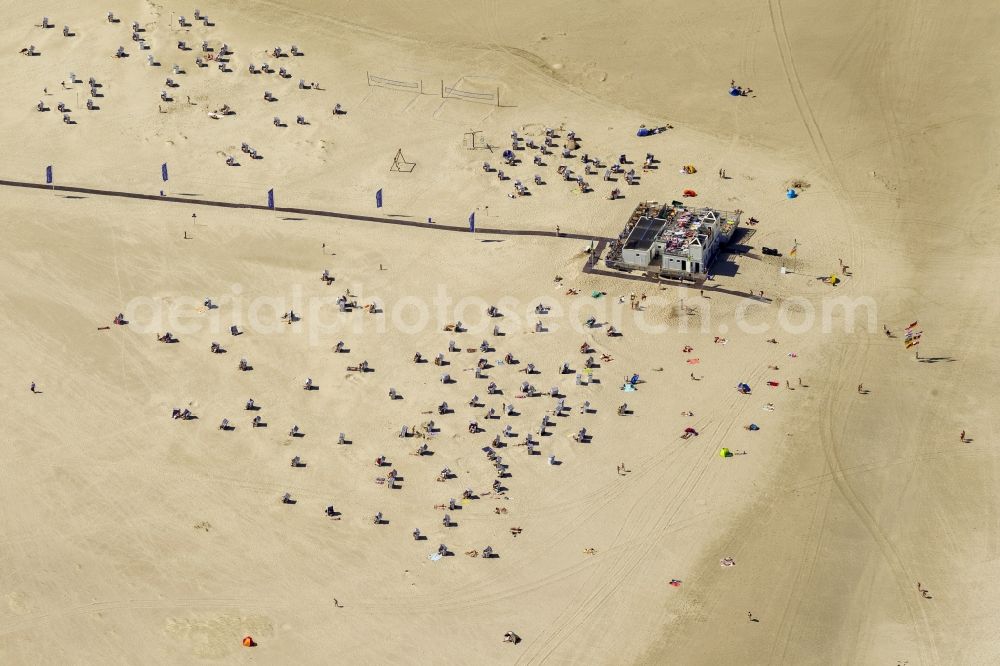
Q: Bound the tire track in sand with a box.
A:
[767,0,866,279]
[514,389,755,664]
[783,339,938,665]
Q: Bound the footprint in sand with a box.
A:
[7,591,29,615]
[587,70,608,83]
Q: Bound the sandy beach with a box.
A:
[1,2,997,664]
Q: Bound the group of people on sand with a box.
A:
[485,123,678,203]
[729,80,754,96]
[144,266,640,623]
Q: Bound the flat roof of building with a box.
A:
[609,201,741,267]
[623,215,666,251]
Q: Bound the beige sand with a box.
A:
[0,1,996,664]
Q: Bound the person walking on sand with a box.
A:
[960,430,966,442]
[30,382,36,393]
[858,383,864,393]
[555,225,560,236]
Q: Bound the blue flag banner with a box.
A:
[375,188,383,209]
[267,188,274,210]
[469,212,475,232]
[45,165,53,184]
[161,163,169,182]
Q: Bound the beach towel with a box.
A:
[687,358,700,365]
[428,553,442,561]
